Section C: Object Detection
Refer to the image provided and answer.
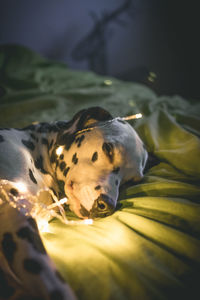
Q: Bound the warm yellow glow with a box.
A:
[104,79,112,86]
[47,197,68,210]
[148,76,154,82]
[56,146,63,156]
[14,181,28,193]
[135,113,143,119]
[121,113,142,121]
[82,219,93,225]
[37,218,51,233]
[62,218,94,226]
[149,71,157,78]
[148,72,157,82]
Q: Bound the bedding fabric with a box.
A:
[0,45,200,300]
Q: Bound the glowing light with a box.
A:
[148,71,157,82]
[56,146,63,156]
[37,218,51,233]
[148,76,154,82]
[135,113,143,119]
[104,79,112,86]
[47,197,68,210]
[149,71,157,78]
[83,219,93,225]
[120,113,143,121]
[14,181,28,193]
[65,218,93,225]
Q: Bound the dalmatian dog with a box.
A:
[0,107,147,300]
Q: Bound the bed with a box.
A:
[0,44,200,300]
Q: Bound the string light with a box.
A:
[14,181,28,193]
[0,180,93,233]
[37,218,51,233]
[75,112,143,136]
[83,219,93,225]
[104,79,112,86]
[56,146,63,156]
[120,113,142,120]
[47,197,68,209]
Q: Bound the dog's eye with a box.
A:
[102,142,114,163]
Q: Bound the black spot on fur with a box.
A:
[56,121,71,130]
[58,180,65,198]
[23,124,36,131]
[10,188,19,196]
[60,154,64,160]
[41,137,48,146]
[92,151,98,162]
[0,135,4,143]
[72,153,78,164]
[102,142,114,163]
[17,226,46,254]
[34,155,48,174]
[27,217,38,231]
[0,267,15,298]
[29,169,37,184]
[21,139,35,151]
[50,289,64,300]
[112,167,120,174]
[76,134,85,147]
[58,133,75,151]
[30,133,37,141]
[63,167,70,177]
[24,258,42,274]
[50,149,57,164]
[59,161,66,171]
[37,123,52,133]
[95,185,101,190]
[2,233,17,263]
[48,139,54,151]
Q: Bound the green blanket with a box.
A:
[0,45,200,300]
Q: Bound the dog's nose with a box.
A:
[90,194,115,218]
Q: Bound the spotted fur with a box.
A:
[0,107,147,299]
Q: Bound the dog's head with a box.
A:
[56,107,148,219]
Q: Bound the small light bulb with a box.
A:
[47,197,68,210]
[56,146,63,156]
[37,218,51,233]
[120,113,143,121]
[104,79,112,86]
[135,113,142,119]
[83,219,93,225]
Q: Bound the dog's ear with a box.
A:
[57,107,112,147]
[73,107,113,131]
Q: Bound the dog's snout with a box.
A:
[90,194,115,218]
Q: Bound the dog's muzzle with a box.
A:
[79,193,116,218]
[89,194,116,218]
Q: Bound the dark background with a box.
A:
[0,0,199,99]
